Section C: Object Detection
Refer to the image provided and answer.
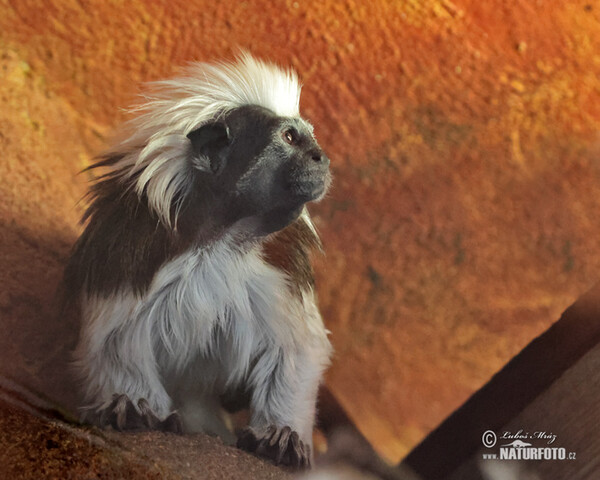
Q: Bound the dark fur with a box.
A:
[64,159,186,298]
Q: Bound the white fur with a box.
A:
[104,53,302,228]
[76,234,331,444]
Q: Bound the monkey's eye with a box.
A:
[283,128,297,145]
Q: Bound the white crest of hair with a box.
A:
[76,235,331,441]
[103,52,302,228]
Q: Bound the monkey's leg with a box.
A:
[77,293,181,433]
[237,332,331,469]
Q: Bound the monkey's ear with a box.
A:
[187,122,231,174]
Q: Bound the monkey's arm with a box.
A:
[76,291,182,432]
[238,290,331,468]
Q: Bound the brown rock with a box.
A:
[0,380,290,479]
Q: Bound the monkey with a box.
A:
[62,53,332,469]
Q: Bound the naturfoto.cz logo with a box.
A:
[481,429,576,461]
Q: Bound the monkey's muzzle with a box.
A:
[287,153,331,202]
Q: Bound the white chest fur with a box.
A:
[144,240,294,381]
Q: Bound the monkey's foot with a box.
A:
[237,425,311,469]
[98,394,183,433]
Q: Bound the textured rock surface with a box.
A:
[1,0,600,465]
[0,399,170,480]
[0,380,289,479]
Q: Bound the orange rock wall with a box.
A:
[1,0,600,462]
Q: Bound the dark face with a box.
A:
[186,105,331,236]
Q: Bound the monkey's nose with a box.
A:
[311,152,330,166]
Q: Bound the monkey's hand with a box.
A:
[98,394,183,433]
[237,425,311,469]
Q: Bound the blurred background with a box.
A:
[1,0,599,464]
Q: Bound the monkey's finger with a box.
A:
[265,425,277,441]
[237,428,259,452]
[99,395,126,428]
[297,439,307,469]
[270,425,290,447]
[289,431,302,468]
[137,398,159,429]
[113,394,131,431]
[301,443,311,469]
[98,400,114,427]
[160,411,184,434]
[258,425,277,451]
[275,426,292,463]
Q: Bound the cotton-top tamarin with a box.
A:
[63,53,332,468]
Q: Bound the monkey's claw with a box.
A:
[237,425,311,469]
[98,394,183,433]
